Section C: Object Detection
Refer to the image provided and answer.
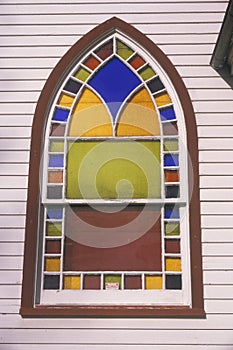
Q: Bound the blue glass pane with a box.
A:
[49,155,64,168]
[164,204,180,219]
[164,205,180,219]
[47,207,63,220]
[88,57,141,121]
[164,154,179,167]
[160,107,176,121]
[52,108,69,122]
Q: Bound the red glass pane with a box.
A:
[95,40,113,60]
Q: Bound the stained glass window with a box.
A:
[21,18,204,317]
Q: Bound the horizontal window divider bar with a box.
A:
[66,136,162,141]
[161,119,177,124]
[62,271,164,275]
[61,90,76,97]
[42,199,187,205]
[152,88,167,96]
[158,103,173,109]
[54,104,70,111]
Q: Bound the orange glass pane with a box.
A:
[69,88,112,137]
[48,171,63,183]
[63,275,81,290]
[117,88,160,136]
[165,170,179,182]
[83,56,100,70]
[154,93,172,107]
[129,54,146,70]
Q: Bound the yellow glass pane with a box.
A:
[46,222,62,236]
[74,67,90,82]
[164,223,180,236]
[154,93,172,107]
[63,276,81,290]
[69,88,113,137]
[117,88,160,136]
[145,275,162,289]
[165,258,181,272]
[116,40,134,60]
[45,258,60,272]
[164,140,179,152]
[58,93,75,108]
[49,141,64,152]
[66,141,161,199]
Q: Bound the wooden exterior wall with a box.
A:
[0,0,233,348]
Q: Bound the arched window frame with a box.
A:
[20,17,204,317]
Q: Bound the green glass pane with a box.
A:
[104,275,122,289]
[49,141,64,153]
[66,141,161,199]
[116,40,134,60]
[164,222,180,236]
[46,222,62,236]
[74,67,91,82]
[164,140,178,152]
[139,66,156,81]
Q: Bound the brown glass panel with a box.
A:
[50,124,66,136]
[124,275,142,289]
[129,54,146,70]
[165,239,180,254]
[83,275,101,289]
[45,240,61,254]
[163,122,178,136]
[83,56,100,70]
[95,40,113,60]
[64,205,161,272]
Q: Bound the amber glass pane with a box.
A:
[154,92,172,107]
[45,258,60,272]
[66,141,161,199]
[69,88,112,137]
[165,258,181,272]
[63,276,81,290]
[117,88,160,136]
[145,275,162,289]
[58,93,75,108]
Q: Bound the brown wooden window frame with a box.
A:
[20,17,205,317]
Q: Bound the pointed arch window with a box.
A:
[21,18,204,317]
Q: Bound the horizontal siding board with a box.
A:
[0,34,219,46]
[203,257,233,270]
[0,116,33,127]
[205,299,233,314]
[183,77,230,89]
[0,3,227,14]
[0,151,29,163]
[0,328,233,345]
[204,285,233,299]
[0,346,233,350]
[196,114,233,126]
[189,89,233,101]
[199,139,233,150]
[0,242,24,255]
[201,202,233,214]
[0,176,28,189]
[0,13,226,24]
[198,126,233,138]
[204,271,233,285]
[199,163,233,175]
[199,151,233,163]
[0,81,45,92]
[0,271,22,285]
[0,23,223,35]
[202,229,233,243]
[0,189,27,201]
[202,242,233,256]
[0,228,25,242]
[200,189,233,201]
[0,139,30,150]
[0,285,21,299]
[0,164,29,175]
[0,127,32,138]
[0,256,23,270]
[0,215,26,228]
[0,313,233,330]
[202,216,233,228]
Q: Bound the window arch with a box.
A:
[21,17,204,317]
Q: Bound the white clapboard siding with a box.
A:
[0,1,233,349]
